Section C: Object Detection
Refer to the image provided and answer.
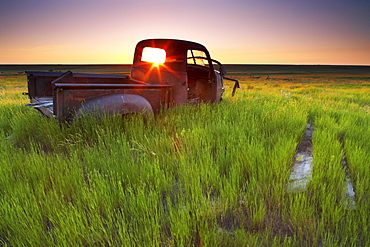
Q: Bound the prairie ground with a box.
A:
[0,65,369,246]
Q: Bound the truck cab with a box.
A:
[130,39,225,105]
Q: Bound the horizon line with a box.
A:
[1,63,369,66]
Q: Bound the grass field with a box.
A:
[0,65,369,246]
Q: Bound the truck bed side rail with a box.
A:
[26,71,132,98]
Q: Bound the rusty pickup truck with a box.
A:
[25,39,239,122]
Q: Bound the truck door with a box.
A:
[186,49,221,102]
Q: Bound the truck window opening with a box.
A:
[187,50,208,67]
[141,47,166,66]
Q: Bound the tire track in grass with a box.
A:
[287,122,314,192]
[340,135,356,210]
[287,120,357,210]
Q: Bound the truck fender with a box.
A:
[74,93,153,119]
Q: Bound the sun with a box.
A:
[141,47,166,66]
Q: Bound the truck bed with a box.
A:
[25,71,173,122]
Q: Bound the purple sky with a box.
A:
[1,0,369,64]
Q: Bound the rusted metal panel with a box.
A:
[53,83,172,122]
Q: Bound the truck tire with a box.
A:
[73,93,153,119]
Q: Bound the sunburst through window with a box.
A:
[141,47,166,67]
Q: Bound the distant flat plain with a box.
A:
[1,64,369,76]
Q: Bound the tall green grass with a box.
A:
[1,71,369,246]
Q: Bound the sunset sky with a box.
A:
[1,0,369,65]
